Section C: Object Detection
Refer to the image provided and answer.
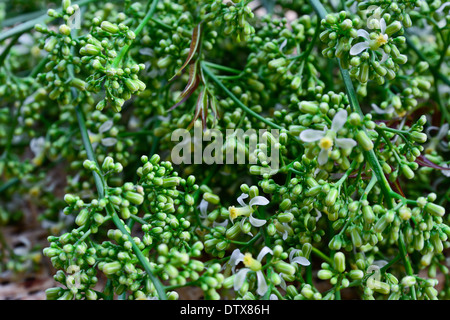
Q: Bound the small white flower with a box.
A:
[299,109,357,165]
[30,136,46,166]
[197,199,209,219]
[228,193,269,227]
[350,18,389,63]
[441,163,450,177]
[231,247,273,296]
[89,120,117,149]
[425,123,449,153]
[371,103,394,114]
[288,249,311,267]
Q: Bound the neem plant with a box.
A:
[0,0,449,300]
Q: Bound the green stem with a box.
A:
[201,62,283,130]
[0,0,96,42]
[109,207,167,299]
[308,0,394,208]
[398,231,417,300]
[311,246,333,265]
[75,104,167,300]
[112,0,160,67]
[0,34,20,68]
[202,61,243,74]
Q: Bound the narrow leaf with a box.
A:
[168,60,200,111]
[415,155,450,171]
[169,23,202,81]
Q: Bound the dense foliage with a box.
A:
[0,0,449,300]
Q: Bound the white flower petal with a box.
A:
[318,148,329,165]
[437,123,449,139]
[99,120,114,133]
[249,196,270,207]
[380,18,386,34]
[237,193,249,207]
[350,42,370,55]
[249,214,267,227]
[331,109,348,132]
[441,164,450,177]
[256,270,268,296]
[279,274,287,291]
[229,249,244,268]
[289,249,301,262]
[426,125,441,137]
[335,138,357,149]
[30,137,46,156]
[356,29,370,40]
[371,103,393,114]
[299,129,326,142]
[292,256,311,266]
[270,294,278,300]
[436,1,450,13]
[101,137,118,147]
[380,51,389,63]
[213,220,229,228]
[197,199,209,218]
[234,268,250,291]
[282,231,288,240]
[256,246,273,262]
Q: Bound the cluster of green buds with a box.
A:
[34,1,89,105]
[376,115,428,181]
[155,243,224,300]
[320,11,360,68]
[80,18,146,112]
[356,0,421,27]
[210,0,255,42]
[320,9,408,86]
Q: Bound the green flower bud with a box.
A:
[203,192,220,205]
[44,37,58,52]
[355,130,374,151]
[279,198,292,211]
[425,203,445,217]
[299,101,319,114]
[59,24,71,36]
[275,261,296,276]
[362,205,375,224]
[57,290,74,300]
[368,279,391,295]
[349,269,364,280]
[46,287,63,300]
[318,269,333,280]
[75,208,90,226]
[401,276,416,287]
[268,58,286,69]
[185,194,195,206]
[401,164,415,180]
[82,44,101,56]
[385,21,402,36]
[325,188,338,207]
[101,21,119,33]
[350,227,363,247]
[102,260,121,275]
[374,215,389,233]
[278,211,294,223]
[334,252,346,273]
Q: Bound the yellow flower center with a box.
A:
[243,253,262,271]
[376,33,388,46]
[319,137,333,150]
[89,133,101,144]
[229,206,239,221]
[228,205,252,221]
